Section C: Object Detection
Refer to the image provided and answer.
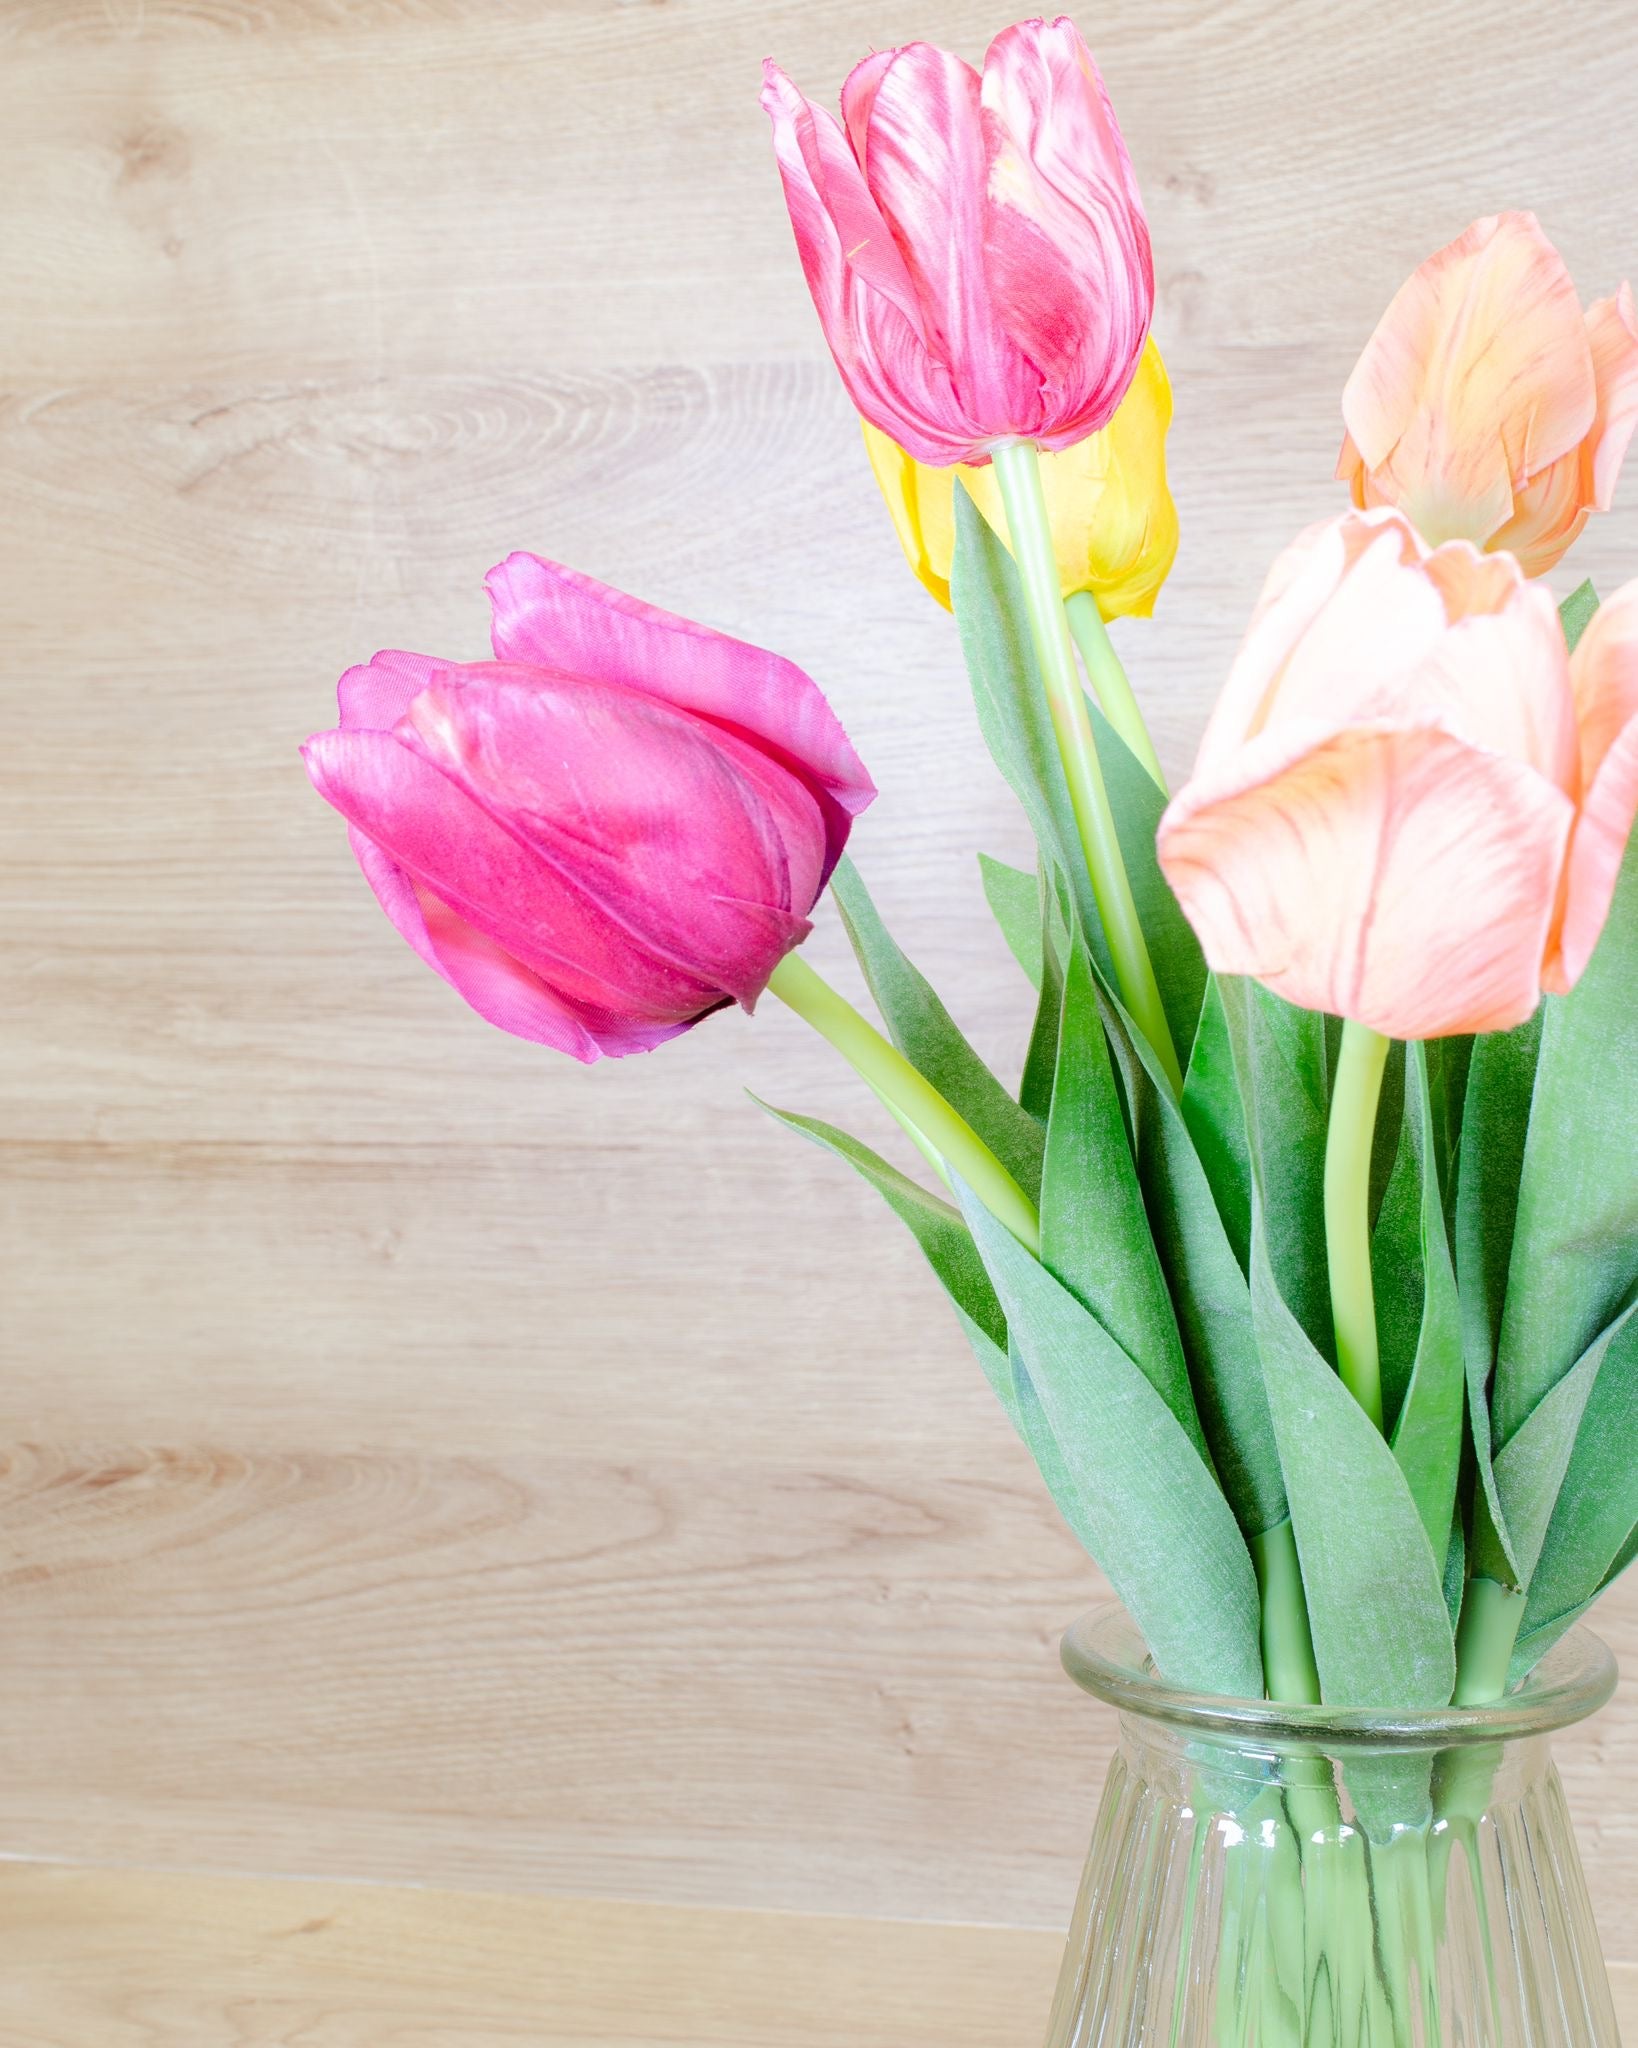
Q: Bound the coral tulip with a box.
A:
[1338,212,1638,576]
[301,556,875,1061]
[862,336,1178,616]
[762,16,1153,467]
[1156,510,1638,1039]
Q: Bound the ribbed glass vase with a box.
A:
[1043,1606,1618,2048]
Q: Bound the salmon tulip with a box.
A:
[301,556,875,1061]
[1338,212,1638,576]
[862,336,1178,615]
[1156,510,1638,1039]
[762,16,1153,467]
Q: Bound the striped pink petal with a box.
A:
[1551,580,1638,989]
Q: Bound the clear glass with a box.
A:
[1044,1605,1619,2048]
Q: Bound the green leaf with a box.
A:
[829,856,1045,1203]
[1088,695,1207,1067]
[1494,1294,1638,1588]
[1020,863,1065,1122]
[1523,1314,1638,1641]
[959,1182,1265,1697]
[977,854,1042,989]
[1497,836,1638,1443]
[1180,975,1252,1272]
[1043,932,1203,1456]
[754,1101,1007,1355]
[1387,1045,1465,1560]
[1370,1103,1424,1433]
[1560,579,1600,654]
[1099,979,1288,1540]
[1217,978,1334,1358]
[1249,1214,1456,1708]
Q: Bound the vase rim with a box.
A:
[1061,1603,1616,1748]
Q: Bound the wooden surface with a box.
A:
[5,0,1638,2031]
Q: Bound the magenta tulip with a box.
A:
[762,16,1153,467]
[301,556,875,1061]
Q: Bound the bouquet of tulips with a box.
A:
[302,14,1638,2038]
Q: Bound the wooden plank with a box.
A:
[0,1867,1632,2046]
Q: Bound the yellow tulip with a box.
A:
[861,337,1179,618]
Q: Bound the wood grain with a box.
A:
[4,0,1638,2008]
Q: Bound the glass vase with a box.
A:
[1043,1604,1619,2048]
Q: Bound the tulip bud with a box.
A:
[862,337,1178,616]
[1156,511,1638,1039]
[763,17,1153,467]
[1338,212,1638,576]
[301,556,875,1061]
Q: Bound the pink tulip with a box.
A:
[1156,510,1638,1039]
[1338,212,1638,576]
[762,17,1153,467]
[301,556,875,1060]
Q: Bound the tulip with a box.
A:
[1338,212,1638,576]
[861,336,1178,617]
[1156,509,1638,1044]
[301,553,876,1061]
[762,17,1153,468]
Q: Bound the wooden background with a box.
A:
[5,0,1638,2033]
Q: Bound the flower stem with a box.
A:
[1324,1019,1391,1429]
[1452,1574,1527,1707]
[1251,1516,1322,1704]
[990,440,1182,1094]
[1064,589,1167,794]
[766,951,1041,1255]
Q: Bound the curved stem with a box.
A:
[1324,1019,1391,1430]
[990,440,1183,1094]
[766,951,1041,1255]
[1064,590,1167,794]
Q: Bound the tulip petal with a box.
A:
[483,551,874,880]
[1585,283,1638,511]
[979,16,1153,441]
[1553,580,1638,988]
[302,727,750,1031]
[337,649,448,733]
[1158,723,1574,1039]
[1340,212,1595,546]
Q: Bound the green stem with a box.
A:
[1324,1019,1391,1430]
[1452,1575,1527,1707]
[766,952,1041,1255]
[990,440,1182,1094]
[1064,589,1167,794]
[1251,1517,1322,1704]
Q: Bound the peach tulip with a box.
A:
[302,555,874,1060]
[861,336,1178,616]
[1156,510,1638,1039]
[762,17,1152,467]
[1337,212,1638,576]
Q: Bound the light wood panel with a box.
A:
[4,0,1638,2008]
[1,1869,1636,2046]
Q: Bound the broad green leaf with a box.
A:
[1088,695,1207,1067]
[754,1101,1007,1355]
[1370,1103,1423,1433]
[1043,932,1202,1456]
[951,484,1111,987]
[1217,978,1334,1358]
[959,1183,1265,1697]
[1560,579,1600,653]
[977,853,1041,988]
[1424,1034,1473,1237]
[1250,1213,1456,1708]
[1524,1314,1638,1640]
[1443,1510,1466,1630]
[1494,1294,1638,1587]
[1020,863,1065,1122]
[1387,1045,1465,1559]
[830,856,1045,1202]
[1497,836,1638,1441]
[1180,975,1252,1272]
[1097,974,1288,1539]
